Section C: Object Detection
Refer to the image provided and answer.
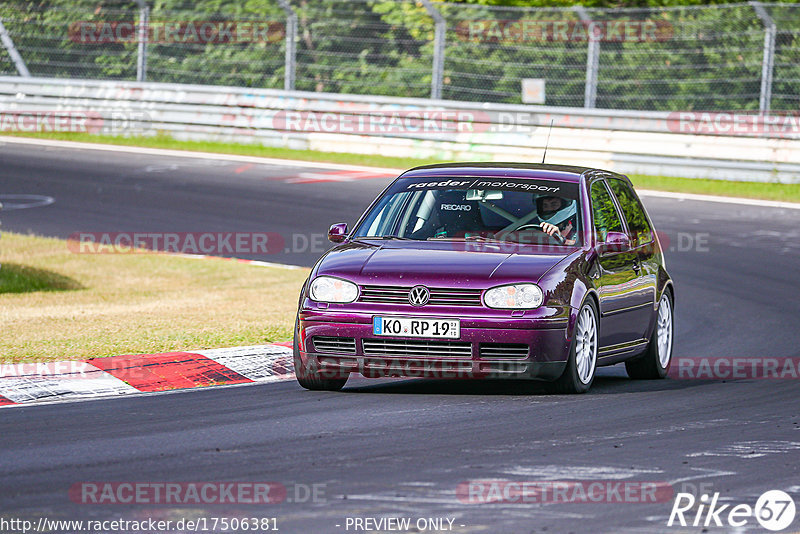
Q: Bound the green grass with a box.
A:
[4,131,800,203]
[0,263,84,294]
[627,174,800,203]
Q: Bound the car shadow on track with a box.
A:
[339,366,718,396]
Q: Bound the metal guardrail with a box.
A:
[2,2,799,113]
[0,76,798,183]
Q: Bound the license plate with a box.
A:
[373,316,460,339]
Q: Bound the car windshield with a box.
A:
[354,176,581,246]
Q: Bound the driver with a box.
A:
[536,195,577,245]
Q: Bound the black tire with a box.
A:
[293,317,348,391]
[625,288,674,380]
[553,298,599,394]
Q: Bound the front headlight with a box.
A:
[484,283,543,309]
[309,276,358,303]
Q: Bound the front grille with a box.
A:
[359,285,483,306]
[359,285,407,304]
[429,288,484,306]
[312,336,357,355]
[362,338,473,359]
[479,343,530,360]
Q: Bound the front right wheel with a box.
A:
[293,317,348,391]
[625,289,674,379]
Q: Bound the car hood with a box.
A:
[314,241,575,287]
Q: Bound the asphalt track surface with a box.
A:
[1,139,799,533]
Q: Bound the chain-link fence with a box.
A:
[0,0,798,112]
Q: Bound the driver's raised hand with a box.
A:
[540,222,561,238]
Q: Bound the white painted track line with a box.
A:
[0,136,401,174]
[3,135,798,210]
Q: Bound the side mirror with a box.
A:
[328,222,348,243]
[599,231,630,254]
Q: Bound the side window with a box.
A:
[363,191,411,236]
[590,181,624,242]
[607,179,653,246]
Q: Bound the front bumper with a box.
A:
[298,308,572,381]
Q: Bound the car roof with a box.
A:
[399,162,617,183]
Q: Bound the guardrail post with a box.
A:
[0,19,31,77]
[751,1,776,114]
[134,0,149,82]
[574,6,598,109]
[278,0,297,91]
[420,0,445,100]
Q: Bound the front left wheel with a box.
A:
[553,299,598,394]
[293,317,348,391]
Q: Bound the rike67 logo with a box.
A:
[668,489,796,531]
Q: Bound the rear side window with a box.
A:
[607,179,653,246]
[590,181,623,242]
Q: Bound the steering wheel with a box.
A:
[514,223,566,244]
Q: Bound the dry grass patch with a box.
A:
[0,232,308,363]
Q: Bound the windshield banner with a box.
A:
[402,177,578,197]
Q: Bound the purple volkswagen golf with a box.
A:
[293,163,674,393]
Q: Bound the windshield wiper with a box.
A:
[464,235,503,243]
[361,235,414,240]
[428,235,502,243]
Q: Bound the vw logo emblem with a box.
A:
[408,285,430,307]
